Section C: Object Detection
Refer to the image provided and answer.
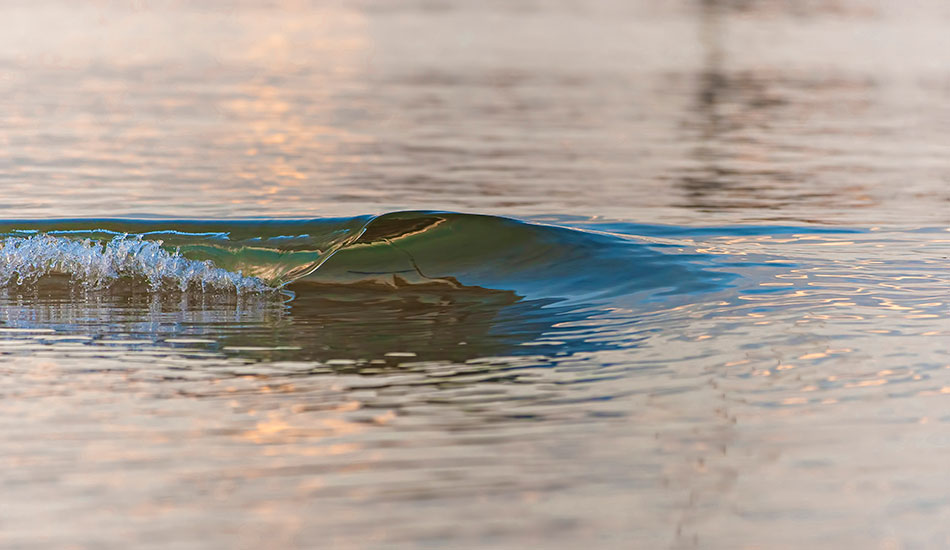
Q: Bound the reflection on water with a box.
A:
[0,280,616,364]
[3,0,950,224]
[4,0,950,549]
[3,226,950,548]
[0,277,655,549]
[680,0,883,217]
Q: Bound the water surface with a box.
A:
[3,1,950,549]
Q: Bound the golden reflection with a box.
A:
[239,403,367,445]
[262,443,359,458]
[846,379,888,388]
[171,6,376,214]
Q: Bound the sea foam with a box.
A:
[0,234,271,293]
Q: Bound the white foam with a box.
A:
[0,234,272,293]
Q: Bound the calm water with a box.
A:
[3,1,950,549]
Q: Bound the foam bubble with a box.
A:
[0,234,272,293]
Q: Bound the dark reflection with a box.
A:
[0,278,622,366]
[696,0,869,17]
[678,0,791,211]
[274,284,594,363]
[677,0,878,215]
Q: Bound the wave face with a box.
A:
[301,211,737,302]
[0,212,736,301]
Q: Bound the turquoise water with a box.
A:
[4,1,950,549]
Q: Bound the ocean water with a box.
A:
[3,1,950,549]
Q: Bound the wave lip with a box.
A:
[0,234,272,293]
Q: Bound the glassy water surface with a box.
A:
[2,1,950,549]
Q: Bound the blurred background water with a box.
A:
[2,1,950,549]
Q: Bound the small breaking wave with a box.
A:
[0,234,272,293]
[0,212,746,301]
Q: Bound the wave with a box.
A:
[0,211,737,301]
[0,234,271,292]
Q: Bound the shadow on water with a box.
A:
[0,277,625,366]
[271,284,603,362]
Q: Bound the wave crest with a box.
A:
[0,234,272,293]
